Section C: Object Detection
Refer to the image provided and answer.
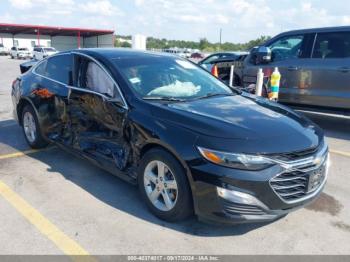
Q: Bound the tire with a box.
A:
[11,55,14,59]
[138,148,193,222]
[21,105,49,149]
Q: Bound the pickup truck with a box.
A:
[213,26,350,113]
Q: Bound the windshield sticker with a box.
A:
[175,60,197,69]
[129,77,141,84]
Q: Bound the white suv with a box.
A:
[10,47,32,59]
[33,47,58,60]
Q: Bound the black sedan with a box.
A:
[11,49,329,224]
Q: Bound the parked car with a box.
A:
[235,26,350,112]
[190,52,205,59]
[199,51,248,71]
[33,46,58,60]
[10,47,32,59]
[12,49,329,224]
[0,43,9,55]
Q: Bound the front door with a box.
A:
[243,34,308,102]
[66,53,130,175]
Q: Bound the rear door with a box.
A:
[66,53,130,174]
[299,31,350,109]
[31,53,73,139]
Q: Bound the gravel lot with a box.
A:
[0,55,349,255]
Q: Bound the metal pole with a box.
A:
[255,68,264,96]
[229,65,235,87]
[219,28,222,48]
[37,28,40,46]
[77,31,81,48]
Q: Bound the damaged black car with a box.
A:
[11,49,329,224]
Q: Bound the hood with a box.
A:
[150,94,323,151]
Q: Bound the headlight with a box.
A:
[197,147,274,170]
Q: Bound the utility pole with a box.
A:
[219,28,222,48]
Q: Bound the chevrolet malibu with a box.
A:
[11,49,329,224]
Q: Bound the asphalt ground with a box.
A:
[0,55,349,256]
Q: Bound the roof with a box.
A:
[76,48,175,59]
[0,23,114,37]
[275,26,350,37]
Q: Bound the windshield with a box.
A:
[113,55,234,100]
[0,44,4,47]
[44,48,56,52]
[19,48,29,51]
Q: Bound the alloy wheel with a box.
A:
[144,160,178,211]
[23,111,37,143]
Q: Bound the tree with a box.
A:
[116,34,271,51]
[199,38,209,50]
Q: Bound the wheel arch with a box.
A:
[139,141,196,194]
[17,97,35,126]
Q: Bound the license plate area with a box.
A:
[307,165,326,193]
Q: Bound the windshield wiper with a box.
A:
[195,93,233,100]
[143,96,186,102]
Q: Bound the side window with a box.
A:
[35,60,47,75]
[267,35,304,62]
[74,55,122,100]
[46,54,73,85]
[312,32,350,59]
[202,55,220,64]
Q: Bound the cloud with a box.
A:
[3,0,350,42]
[79,0,123,16]
[9,0,33,9]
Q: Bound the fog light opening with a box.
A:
[216,187,269,210]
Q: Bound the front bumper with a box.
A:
[17,53,31,58]
[189,145,329,224]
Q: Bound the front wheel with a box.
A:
[138,148,193,222]
[21,105,48,149]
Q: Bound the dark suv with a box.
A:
[237,26,350,112]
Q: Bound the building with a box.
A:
[0,23,115,51]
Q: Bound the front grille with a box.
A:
[221,200,266,216]
[270,171,309,201]
[270,160,327,202]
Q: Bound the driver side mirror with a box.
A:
[250,46,272,65]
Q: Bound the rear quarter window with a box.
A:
[46,54,73,85]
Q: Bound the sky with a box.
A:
[1,0,350,43]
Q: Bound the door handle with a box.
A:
[287,66,298,71]
[337,67,350,73]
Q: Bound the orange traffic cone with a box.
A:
[211,64,219,78]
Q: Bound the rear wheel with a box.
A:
[138,148,193,222]
[21,105,48,149]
